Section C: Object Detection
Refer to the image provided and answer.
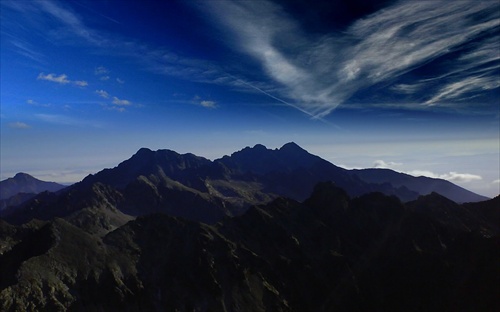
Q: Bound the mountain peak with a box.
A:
[279,142,304,152]
[134,147,153,156]
[252,143,268,150]
[13,172,35,180]
[1,173,65,200]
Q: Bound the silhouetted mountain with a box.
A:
[352,168,489,203]
[2,143,489,226]
[1,182,498,311]
[0,173,65,200]
[217,143,420,201]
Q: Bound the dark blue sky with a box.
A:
[1,0,499,196]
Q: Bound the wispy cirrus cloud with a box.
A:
[8,38,45,63]
[202,0,499,117]
[425,76,500,106]
[35,0,105,45]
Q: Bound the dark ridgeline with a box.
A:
[0,143,498,311]
[1,142,488,224]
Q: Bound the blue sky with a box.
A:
[1,0,499,197]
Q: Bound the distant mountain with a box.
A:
[1,143,490,225]
[0,173,65,200]
[0,182,497,311]
[352,168,489,203]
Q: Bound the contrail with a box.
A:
[225,73,339,127]
[226,73,317,118]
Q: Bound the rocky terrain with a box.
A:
[0,181,498,311]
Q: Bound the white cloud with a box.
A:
[112,96,131,106]
[37,72,70,84]
[200,100,217,109]
[407,170,482,183]
[95,89,109,98]
[37,72,87,87]
[100,76,110,81]
[94,66,109,75]
[372,159,482,183]
[116,78,125,84]
[110,106,126,113]
[8,122,30,129]
[26,99,51,107]
[74,80,88,87]
[373,160,402,169]
[493,179,500,184]
[193,96,218,109]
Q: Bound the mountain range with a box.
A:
[0,142,488,224]
[0,143,498,311]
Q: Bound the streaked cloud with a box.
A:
[492,179,500,184]
[116,78,125,84]
[425,76,500,106]
[36,0,105,45]
[8,39,45,63]
[100,76,110,81]
[8,122,30,129]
